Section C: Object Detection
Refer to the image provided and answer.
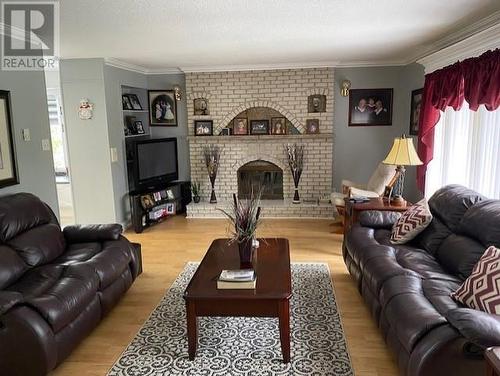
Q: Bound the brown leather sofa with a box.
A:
[0,193,142,376]
[343,185,500,376]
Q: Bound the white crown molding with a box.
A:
[104,58,182,75]
[180,61,340,73]
[417,20,500,73]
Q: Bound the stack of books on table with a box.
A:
[217,269,256,289]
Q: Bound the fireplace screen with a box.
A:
[237,160,284,200]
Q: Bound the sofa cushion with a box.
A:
[428,185,485,232]
[7,223,66,267]
[459,200,500,248]
[0,245,28,289]
[451,246,500,314]
[415,216,453,256]
[391,199,432,244]
[436,234,487,280]
[7,263,99,332]
[56,243,102,265]
[0,192,58,242]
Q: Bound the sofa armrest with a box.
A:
[349,186,380,198]
[63,224,123,244]
[446,308,500,349]
[0,291,23,316]
[358,210,402,229]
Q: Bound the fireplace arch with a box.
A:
[237,160,284,200]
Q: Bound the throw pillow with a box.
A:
[390,198,433,244]
[451,246,500,314]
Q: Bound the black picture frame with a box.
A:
[148,90,177,126]
[0,91,19,188]
[194,120,213,136]
[348,88,393,126]
[250,120,270,135]
[122,95,133,110]
[127,94,143,110]
[409,88,423,136]
[134,120,145,134]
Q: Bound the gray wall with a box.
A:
[147,74,190,182]
[0,69,59,213]
[103,65,148,224]
[333,63,424,202]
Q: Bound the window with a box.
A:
[426,102,500,199]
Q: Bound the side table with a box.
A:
[344,197,411,233]
[486,347,500,376]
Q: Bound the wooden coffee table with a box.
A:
[183,238,292,363]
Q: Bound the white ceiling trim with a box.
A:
[417,20,500,73]
[104,58,182,75]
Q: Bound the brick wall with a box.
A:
[186,68,334,216]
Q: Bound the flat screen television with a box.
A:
[127,137,178,192]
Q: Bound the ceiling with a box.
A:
[59,0,500,72]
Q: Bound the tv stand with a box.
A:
[129,181,190,233]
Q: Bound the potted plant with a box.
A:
[220,192,262,268]
[191,181,201,203]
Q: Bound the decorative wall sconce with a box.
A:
[340,80,351,97]
[173,85,182,101]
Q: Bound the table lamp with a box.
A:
[382,134,422,206]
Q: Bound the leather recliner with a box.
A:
[343,185,500,376]
[0,193,142,376]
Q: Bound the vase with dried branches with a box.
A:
[203,145,221,204]
[285,144,304,204]
[219,191,262,268]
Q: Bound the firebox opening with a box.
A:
[238,160,284,200]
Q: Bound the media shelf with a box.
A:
[129,181,191,233]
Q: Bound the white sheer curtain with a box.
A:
[426,102,500,199]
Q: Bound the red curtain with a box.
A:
[417,49,500,191]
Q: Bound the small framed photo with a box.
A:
[166,202,176,215]
[134,120,145,134]
[122,95,133,110]
[349,88,393,126]
[308,94,326,113]
[306,119,320,134]
[250,120,270,135]
[194,120,213,136]
[148,90,177,126]
[140,194,154,209]
[409,88,423,136]
[128,94,143,110]
[166,189,174,199]
[233,118,248,135]
[193,98,209,115]
[271,117,287,135]
[221,128,231,136]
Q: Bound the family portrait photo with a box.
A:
[271,117,287,134]
[348,88,393,126]
[410,88,423,135]
[148,90,177,126]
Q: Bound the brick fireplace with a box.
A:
[185,68,335,218]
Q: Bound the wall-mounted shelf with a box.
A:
[122,85,150,137]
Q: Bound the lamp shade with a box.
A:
[383,136,423,166]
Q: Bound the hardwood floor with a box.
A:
[51,217,398,376]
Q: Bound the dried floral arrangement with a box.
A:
[285,143,304,203]
[202,145,222,203]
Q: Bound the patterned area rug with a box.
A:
[108,263,353,376]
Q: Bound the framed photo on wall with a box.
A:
[194,120,213,136]
[250,120,270,135]
[0,91,18,188]
[409,88,423,135]
[233,118,248,135]
[348,88,393,126]
[148,90,177,126]
[306,119,320,134]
